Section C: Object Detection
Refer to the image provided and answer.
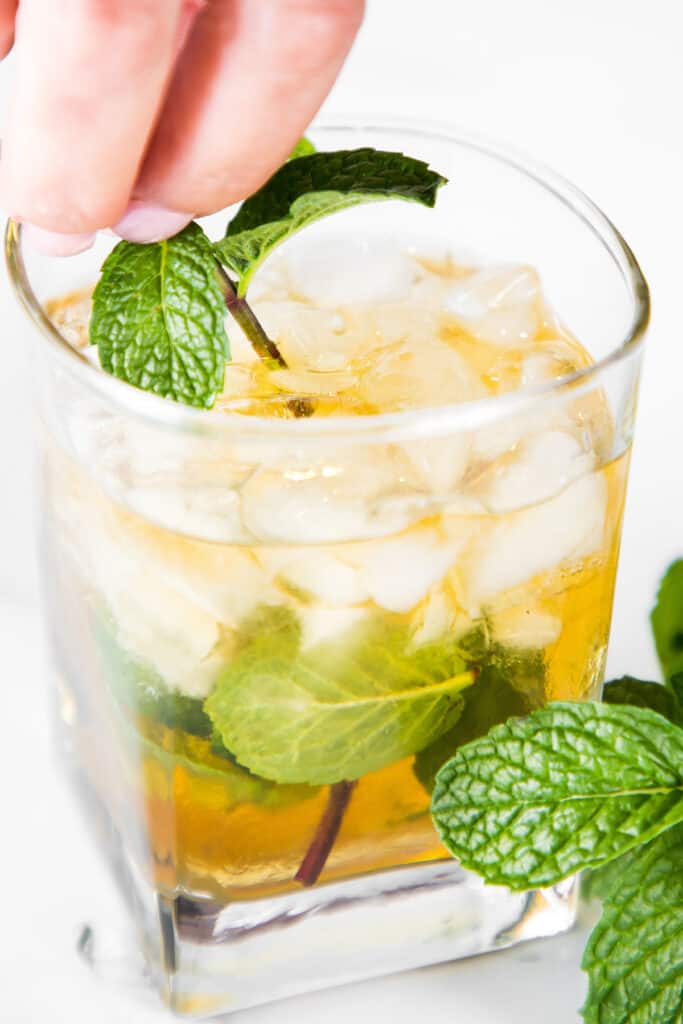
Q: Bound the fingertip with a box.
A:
[112,200,194,243]
[0,28,14,60]
[22,224,96,257]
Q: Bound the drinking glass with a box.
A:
[5,117,649,1018]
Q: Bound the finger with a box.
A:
[132,0,365,216]
[0,0,17,59]
[22,224,96,257]
[0,0,186,236]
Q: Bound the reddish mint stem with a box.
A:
[295,781,357,887]
[215,263,287,367]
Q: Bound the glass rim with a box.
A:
[4,114,650,442]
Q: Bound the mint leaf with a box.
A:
[651,560,683,683]
[94,610,315,807]
[206,607,474,785]
[431,702,683,890]
[288,136,316,160]
[603,676,682,725]
[671,672,683,711]
[215,149,447,294]
[582,824,683,1024]
[414,632,545,791]
[91,222,229,408]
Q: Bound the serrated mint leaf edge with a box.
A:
[431,701,683,891]
[580,824,683,1024]
[91,222,229,409]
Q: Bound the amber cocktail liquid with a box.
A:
[8,124,647,1018]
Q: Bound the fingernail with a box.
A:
[23,224,96,257]
[113,201,194,243]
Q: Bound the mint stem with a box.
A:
[214,263,287,367]
[295,781,356,886]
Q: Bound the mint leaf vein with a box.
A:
[431,702,683,890]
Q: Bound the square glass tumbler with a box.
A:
[6,119,649,1018]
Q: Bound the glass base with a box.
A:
[143,866,578,1019]
[75,781,577,1017]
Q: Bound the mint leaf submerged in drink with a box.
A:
[91,222,229,408]
[92,611,316,809]
[90,146,447,408]
[206,606,474,785]
[414,630,544,792]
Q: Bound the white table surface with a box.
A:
[1,2,681,1021]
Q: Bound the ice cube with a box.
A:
[443,265,541,346]
[127,484,248,544]
[520,338,585,388]
[471,409,555,462]
[283,232,416,308]
[346,525,467,614]
[410,585,468,646]
[463,471,607,611]
[358,335,487,412]
[249,300,362,370]
[268,368,358,397]
[122,525,276,625]
[401,435,472,495]
[240,447,425,543]
[490,605,562,648]
[258,548,369,606]
[85,530,224,698]
[471,430,596,514]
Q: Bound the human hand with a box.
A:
[0,0,364,255]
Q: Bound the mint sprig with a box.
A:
[431,561,683,1024]
[90,145,447,408]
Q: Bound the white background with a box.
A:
[1,1,681,1021]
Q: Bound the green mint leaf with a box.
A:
[603,675,682,725]
[288,136,316,160]
[215,148,447,294]
[94,610,314,807]
[91,222,229,409]
[206,606,474,785]
[414,631,545,792]
[581,823,683,1024]
[651,560,683,683]
[431,702,683,891]
[671,672,683,713]
[581,848,640,904]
